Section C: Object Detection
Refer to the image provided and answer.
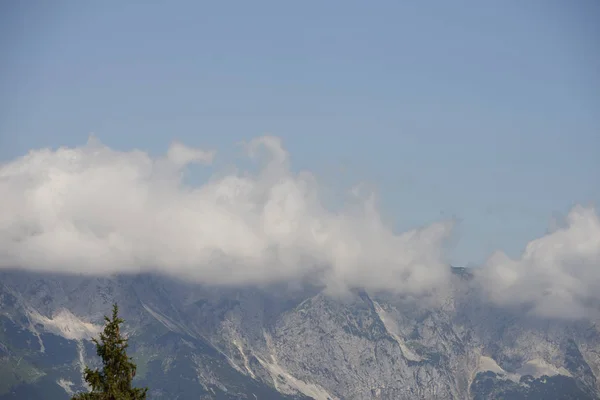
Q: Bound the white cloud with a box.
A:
[0,135,453,296]
[166,141,215,166]
[477,205,600,319]
[1,135,598,319]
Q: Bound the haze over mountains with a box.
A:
[1,136,599,320]
[0,136,599,399]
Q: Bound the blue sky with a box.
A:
[1,0,598,266]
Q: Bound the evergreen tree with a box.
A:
[72,304,148,400]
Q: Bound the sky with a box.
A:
[0,1,599,317]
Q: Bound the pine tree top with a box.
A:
[72,304,148,400]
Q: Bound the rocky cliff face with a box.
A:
[0,268,598,399]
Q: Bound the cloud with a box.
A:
[1,135,598,319]
[166,141,215,166]
[0,135,453,297]
[476,205,600,319]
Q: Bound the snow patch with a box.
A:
[142,303,196,337]
[28,308,102,341]
[259,330,337,400]
[372,301,423,362]
[26,321,46,353]
[517,358,572,378]
[255,355,337,400]
[77,340,90,390]
[142,303,181,332]
[477,356,506,375]
[232,339,256,379]
[474,356,571,383]
[57,379,75,396]
[476,356,520,382]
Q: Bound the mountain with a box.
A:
[0,268,598,400]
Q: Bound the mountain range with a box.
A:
[0,267,598,399]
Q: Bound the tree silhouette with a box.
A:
[72,304,148,400]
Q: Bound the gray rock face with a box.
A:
[0,269,599,399]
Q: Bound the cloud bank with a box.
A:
[0,135,598,318]
[0,136,452,296]
[478,205,600,319]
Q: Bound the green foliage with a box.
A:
[71,304,148,400]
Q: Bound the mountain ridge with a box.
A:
[0,268,598,399]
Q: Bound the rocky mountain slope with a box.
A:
[0,268,598,399]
